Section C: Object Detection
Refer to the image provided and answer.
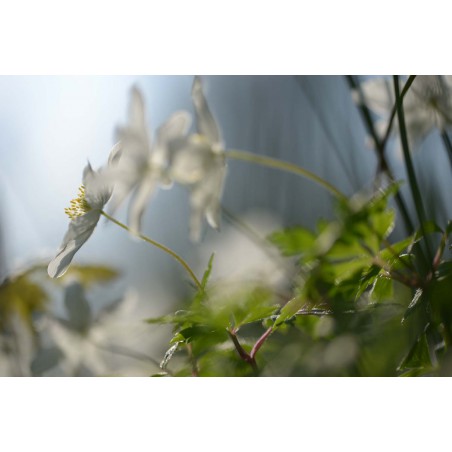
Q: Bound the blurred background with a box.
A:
[1,75,450,376]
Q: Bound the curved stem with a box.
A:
[226,149,346,200]
[101,211,202,291]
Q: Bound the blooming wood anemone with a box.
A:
[169,76,228,241]
[108,86,191,234]
[47,144,120,278]
[355,75,452,148]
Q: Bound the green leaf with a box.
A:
[274,296,305,327]
[398,332,431,373]
[370,276,393,303]
[230,286,279,328]
[329,256,373,284]
[65,264,120,286]
[0,274,49,333]
[402,288,424,322]
[414,221,443,241]
[436,261,452,281]
[371,208,395,240]
[379,236,415,264]
[201,253,215,289]
[268,227,315,256]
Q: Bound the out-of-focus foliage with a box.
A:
[149,182,452,376]
[0,262,157,376]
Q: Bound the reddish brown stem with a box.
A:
[227,330,257,371]
[186,343,199,377]
[250,327,273,360]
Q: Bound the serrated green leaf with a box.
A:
[201,253,215,289]
[274,296,305,327]
[268,227,315,256]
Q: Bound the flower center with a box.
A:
[64,185,92,219]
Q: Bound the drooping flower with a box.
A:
[47,144,120,278]
[355,75,452,148]
[109,86,191,234]
[169,76,228,241]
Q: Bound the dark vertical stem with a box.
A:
[440,131,452,172]
[186,343,199,377]
[393,75,432,266]
[346,75,415,234]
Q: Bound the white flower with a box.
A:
[47,144,120,278]
[355,75,452,148]
[169,76,227,241]
[109,86,191,233]
[46,282,149,376]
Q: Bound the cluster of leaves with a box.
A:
[147,255,281,376]
[149,183,452,376]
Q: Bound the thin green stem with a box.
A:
[101,211,202,291]
[393,76,432,266]
[381,76,417,151]
[347,75,415,234]
[226,149,346,200]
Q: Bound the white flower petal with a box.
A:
[170,139,211,184]
[108,141,123,166]
[359,77,394,117]
[205,163,227,229]
[155,111,192,151]
[192,76,222,147]
[186,156,227,241]
[48,210,101,278]
[129,86,148,134]
[128,174,158,234]
[83,163,113,208]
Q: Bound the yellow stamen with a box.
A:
[64,185,91,219]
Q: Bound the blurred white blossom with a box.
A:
[169,76,227,241]
[197,210,292,292]
[47,144,120,278]
[109,86,191,234]
[355,75,452,148]
[46,282,150,376]
[0,314,34,376]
